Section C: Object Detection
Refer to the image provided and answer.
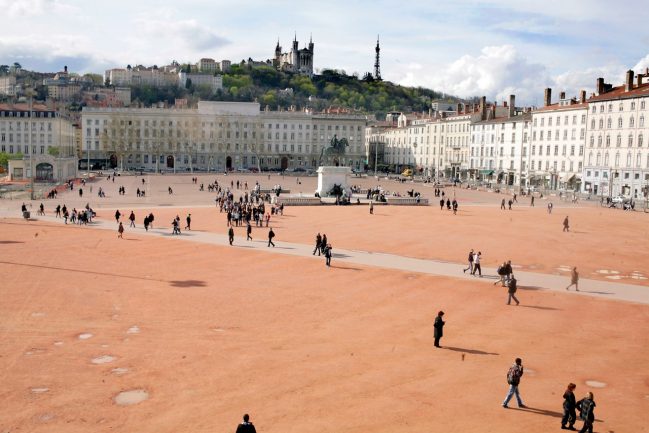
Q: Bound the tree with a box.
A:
[0,65,8,75]
[47,146,60,157]
[104,76,111,87]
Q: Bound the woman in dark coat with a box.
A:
[561,383,577,430]
[434,311,445,348]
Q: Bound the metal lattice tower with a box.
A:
[374,35,382,81]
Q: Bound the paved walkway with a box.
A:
[3,211,648,306]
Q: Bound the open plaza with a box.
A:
[1,172,648,433]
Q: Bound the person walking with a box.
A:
[324,243,332,267]
[228,226,235,245]
[115,209,121,223]
[143,215,149,232]
[452,199,458,214]
[267,227,275,247]
[55,204,61,218]
[566,267,579,291]
[440,198,445,210]
[246,221,253,241]
[561,383,578,430]
[507,274,520,306]
[320,234,328,255]
[495,261,508,286]
[235,414,257,433]
[38,203,45,216]
[117,222,124,239]
[463,249,474,274]
[369,201,374,214]
[502,358,526,408]
[508,199,513,210]
[471,251,482,277]
[185,214,192,230]
[128,211,136,228]
[433,311,445,348]
[501,198,506,210]
[313,233,322,256]
[563,216,570,232]
[576,392,596,433]
[548,202,554,214]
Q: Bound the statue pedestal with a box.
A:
[316,166,351,197]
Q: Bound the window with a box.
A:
[628,134,633,147]
[630,117,635,127]
[618,118,623,128]
[607,118,612,128]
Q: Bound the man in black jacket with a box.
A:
[236,414,257,433]
[434,311,445,348]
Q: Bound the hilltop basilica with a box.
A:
[273,35,314,77]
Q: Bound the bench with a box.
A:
[273,196,322,206]
[385,197,429,206]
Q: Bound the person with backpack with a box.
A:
[463,249,474,274]
[502,357,526,408]
[576,392,596,433]
[507,275,520,306]
[494,261,508,286]
[324,243,332,267]
[267,227,275,247]
[561,383,577,430]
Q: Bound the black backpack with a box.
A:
[579,399,594,420]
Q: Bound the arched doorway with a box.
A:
[226,156,232,171]
[281,157,288,170]
[109,154,118,168]
[166,155,174,168]
[35,163,53,181]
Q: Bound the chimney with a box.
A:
[626,69,634,91]
[503,101,508,108]
[491,104,496,119]
[544,88,552,106]
[580,90,586,104]
[64,65,68,73]
[480,96,486,120]
[560,91,566,100]
[596,78,605,95]
[456,103,462,113]
[637,73,644,87]
[509,94,515,118]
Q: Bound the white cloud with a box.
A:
[402,45,551,104]
[0,0,73,17]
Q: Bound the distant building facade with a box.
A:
[81,102,367,172]
[1,103,77,181]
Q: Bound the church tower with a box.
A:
[374,35,382,81]
[274,38,282,68]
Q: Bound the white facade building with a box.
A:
[529,89,587,191]
[1,103,77,181]
[81,102,367,172]
[583,70,649,199]
[178,72,223,93]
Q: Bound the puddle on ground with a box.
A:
[127,325,140,334]
[53,341,63,346]
[31,387,49,394]
[605,275,623,280]
[595,269,619,274]
[585,380,606,388]
[78,333,93,340]
[91,355,116,364]
[111,367,129,375]
[114,389,149,406]
[556,266,572,272]
[35,413,55,422]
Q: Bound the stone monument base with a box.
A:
[316,166,351,197]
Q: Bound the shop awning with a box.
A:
[561,174,575,183]
[479,170,494,175]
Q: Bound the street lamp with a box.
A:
[27,89,35,200]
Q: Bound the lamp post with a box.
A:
[28,90,35,200]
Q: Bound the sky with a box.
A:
[1,0,648,106]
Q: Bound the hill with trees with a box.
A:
[131,64,449,116]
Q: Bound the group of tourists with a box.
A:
[313,232,333,266]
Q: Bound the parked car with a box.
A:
[611,195,630,204]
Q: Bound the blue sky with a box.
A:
[1,0,648,105]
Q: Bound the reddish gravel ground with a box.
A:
[1,173,648,433]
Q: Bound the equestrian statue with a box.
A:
[319,134,349,166]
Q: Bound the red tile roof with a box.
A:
[534,101,589,112]
[588,82,649,102]
[0,103,52,112]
